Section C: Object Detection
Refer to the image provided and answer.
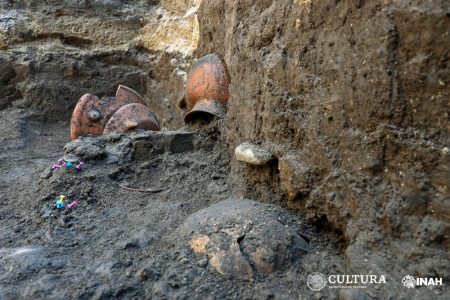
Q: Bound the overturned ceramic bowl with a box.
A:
[184,54,230,123]
[103,103,160,134]
[70,85,146,140]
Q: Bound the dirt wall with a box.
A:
[0,0,199,128]
[197,0,450,279]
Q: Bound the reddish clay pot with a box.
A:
[70,85,146,140]
[103,103,160,134]
[184,54,230,123]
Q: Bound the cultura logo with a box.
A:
[402,275,443,288]
[307,272,327,291]
[306,273,386,291]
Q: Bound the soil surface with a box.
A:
[0,107,349,299]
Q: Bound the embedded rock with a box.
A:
[63,129,205,164]
[64,137,107,161]
[178,199,310,279]
[235,142,274,166]
[278,155,314,201]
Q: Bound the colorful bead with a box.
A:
[66,162,73,168]
[56,200,65,209]
[52,158,66,170]
[67,200,78,209]
[76,161,84,170]
[51,164,62,170]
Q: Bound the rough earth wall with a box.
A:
[198,0,450,279]
[0,0,199,128]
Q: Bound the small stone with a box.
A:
[135,269,148,281]
[179,257,189,264]
[40,208,52,219]
[197,259,208,268]
[58,217,66,228]
[234,142,273,165]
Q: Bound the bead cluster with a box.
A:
[56,195,78,210]
[51,158,84,170]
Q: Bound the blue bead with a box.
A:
[66,162,73,167]
[56,200,65,209]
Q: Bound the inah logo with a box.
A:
[307,272,326,291]
[402,275,416,288]
[402,275,443,288]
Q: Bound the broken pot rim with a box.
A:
[184,98,227,123]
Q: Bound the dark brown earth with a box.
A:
[0,111,348,299]
[0,0,449,299]
[198,0,449,290]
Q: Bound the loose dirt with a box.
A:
[0,107,347,299]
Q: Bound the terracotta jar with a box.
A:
[70,85,146,140]
[184,54,230,123]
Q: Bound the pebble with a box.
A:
[197,259,208,268]
[40,208,52,219]
[179,257,189,264]
[58,217,66,228]
[234,142,274,165]
[135,269,148,281]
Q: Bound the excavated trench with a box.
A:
[0,107,349,299]
[0,1,449,299]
